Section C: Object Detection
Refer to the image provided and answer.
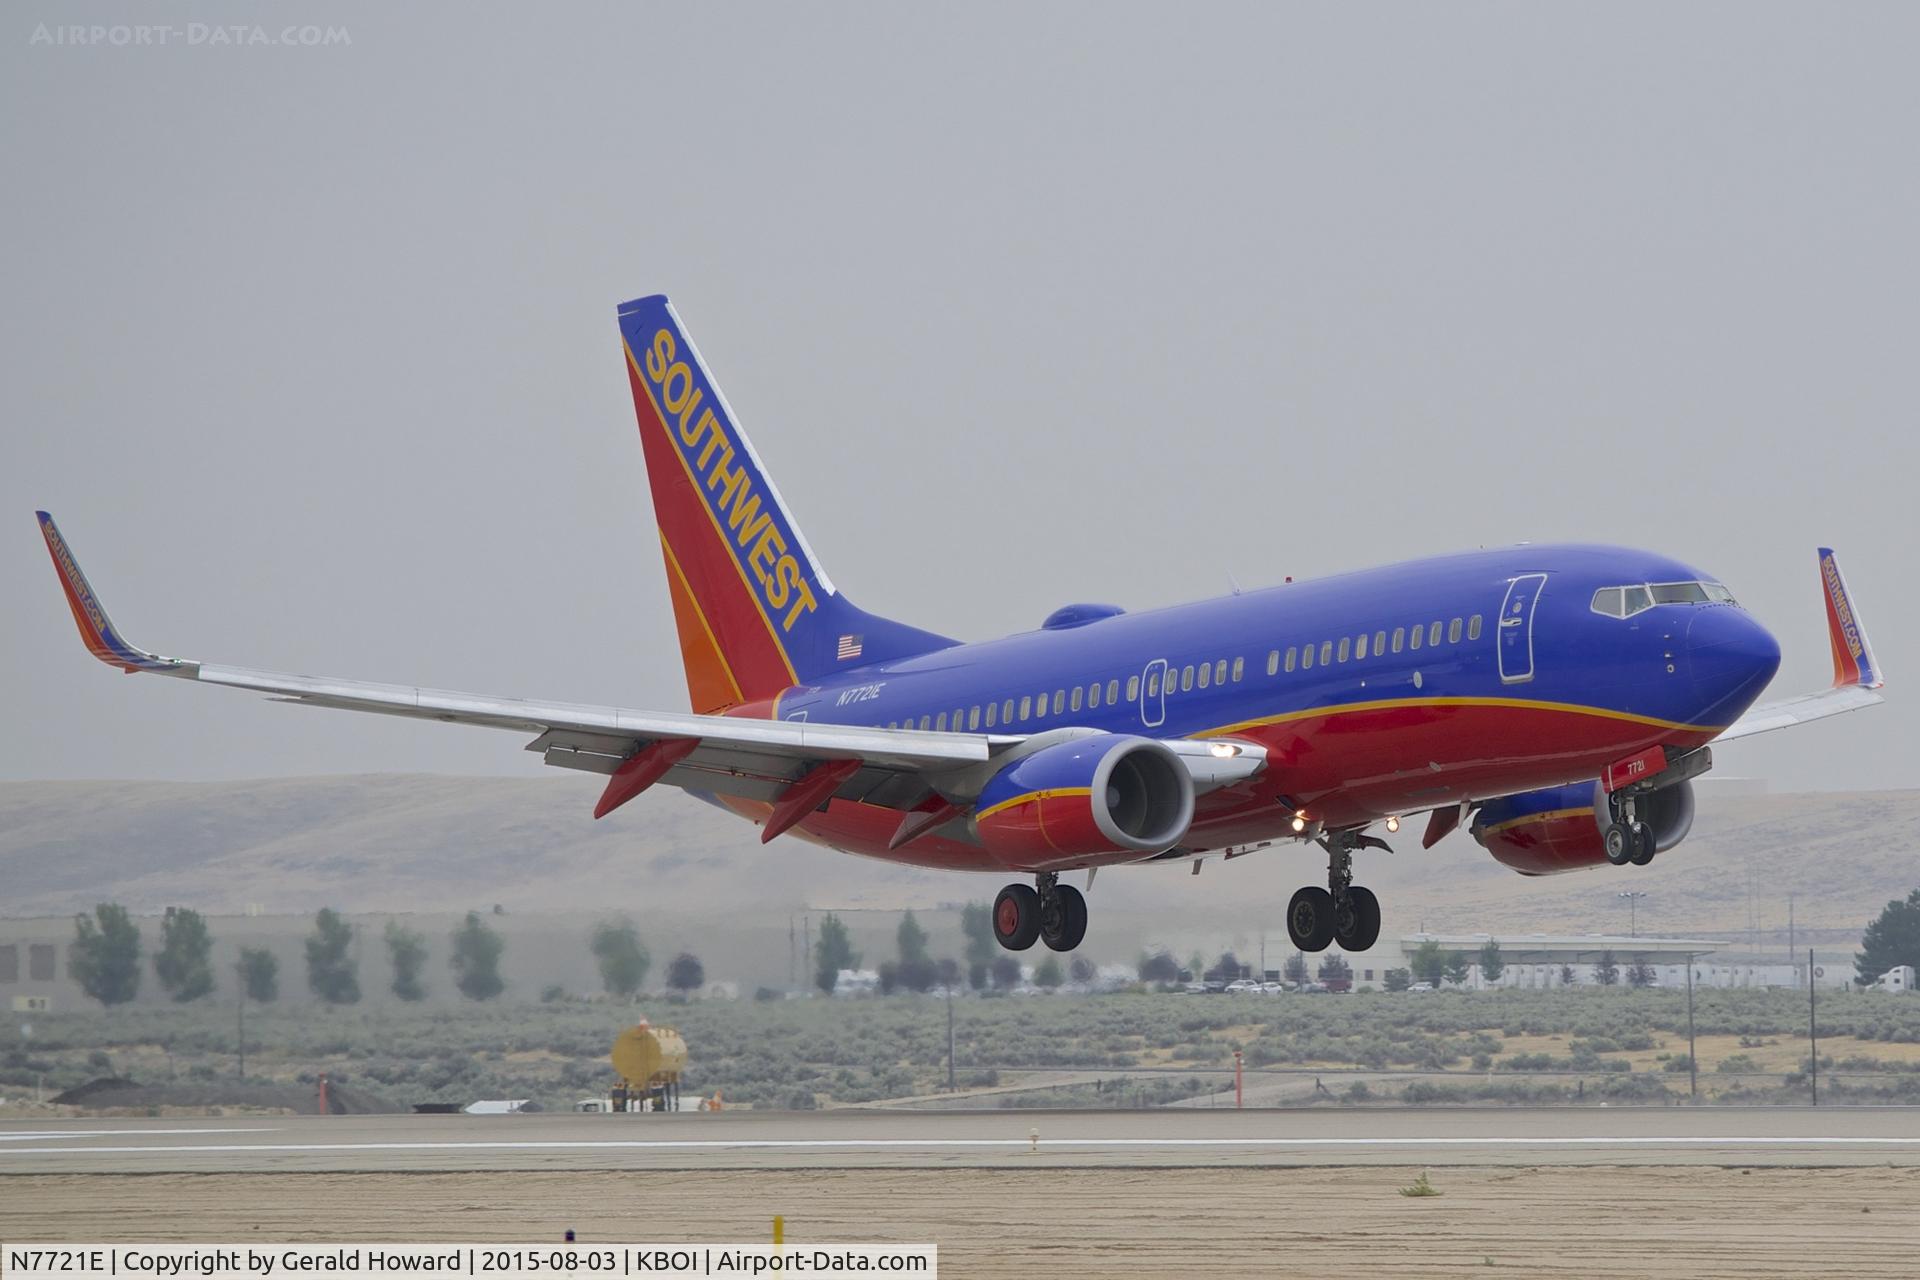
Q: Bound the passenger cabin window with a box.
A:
[1019,696,1031,720]
[1002,698,1014,723]
[1267,650,1279,676]
[1468,615,1482,640]
[919,715,931,730]
[968,706,981,730]
[985,702,997,728]
[1300,644,1314,670]
[1392,627,1405,653]
[1355,634,1369,660]
[1087,683,1100,709]
[1285,646,1297,672]
[1374,629,1386,654]
[1448,618,1462,644]
[1337,637,1351,663]
[1053,690,1065,715]
[1428,622,1442,647]
[1127,676,1140,701]
[1197,662,1211,690]
[1319,641,1333,666]
[1070,686,1083,712]
[1232,656,1244,682]
[936,712,948,731]
[1214,659,1227,685]
[1107,678,1120,704]
[1409,625,1423,651]
[1181,665,1195,691]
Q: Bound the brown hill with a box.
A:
[2,775,1912,951]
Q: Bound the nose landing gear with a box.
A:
[993,872,1088,952]
[1285,834,1383,953]
[1602,795,1655,866]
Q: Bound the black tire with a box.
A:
[1628,821,1656,866]
[1041,884,1089,952]
[1602,822,1633,866]
[994,883,1041,951]
[1335,885,1382,952]
[1287,885,1337,952]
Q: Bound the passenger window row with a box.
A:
[1266,614,1482,675]
[878,613,1483,733]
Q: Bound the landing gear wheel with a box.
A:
[1603,822,1633,866]
[1040,884,1088,952]
[1287,886,1337,952]
[1627,821,1656,866]
[1334,885,1382,952]
[993,883,1041,951]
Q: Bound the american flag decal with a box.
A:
[836,634,863,661]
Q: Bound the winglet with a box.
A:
[1818,547,1882,690]
[36,511,187,674]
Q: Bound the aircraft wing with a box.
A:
[36,512,1263,835]
[1713,547,1885,744]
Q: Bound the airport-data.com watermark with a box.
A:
[28,22,351,49]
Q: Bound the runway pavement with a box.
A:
[6,1106,1920,1172]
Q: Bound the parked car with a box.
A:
[1406,981,1434,993]
[1226,979,1261,995]
[1259,981,1286,995]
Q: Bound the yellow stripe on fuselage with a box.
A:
[1195,695,1726,741]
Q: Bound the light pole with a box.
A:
[1617,891,1647,938]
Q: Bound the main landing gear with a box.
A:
[994,872,1087,952]
[1285,835,1382,953]
[1602,793,1656,867]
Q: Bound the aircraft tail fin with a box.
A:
[615,295,956,712]
[1818,547,1883,689]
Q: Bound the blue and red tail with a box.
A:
[1819,546,1883,690]
[616,295,955,712]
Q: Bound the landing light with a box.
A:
[1209,742,1239,758]
[1385,815,1401,833]
[1291,812,1307,833]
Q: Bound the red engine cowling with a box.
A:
[1470,779,1695,875]
[973,733,1194,868]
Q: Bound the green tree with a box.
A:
[1409,940,1446,987]
[1594,950,1620,986]
[897,910,930,966]
[1442,952,1471,987]
[1034,955,1064,989]
[1559,963,1578,987]
[960,903,996,989]
[590,917,650,997]
[1318,952,1352,981]
[237,947,279,1003]
[667,951,705,995]
[1137,950,1180,984]
[1857,889,1920,985]
[876,961,900,995]
[1478,939,1505,983]
[72,903,142,1006]
[815,914,858,993]
[1627,959,1657,989]
[1069,954,1097,984]
[991,954,1021,990]
[1383,968,1412,992]
[385,922,429,1002]
[305,908,361,1004]
[154,907,215,1002]
[1283,952,1309,985]
[450,911,506,1001]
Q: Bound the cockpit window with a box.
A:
[1649,582,1710,605]
[1594,580,1733,617]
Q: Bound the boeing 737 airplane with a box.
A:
[38,294,1887,957]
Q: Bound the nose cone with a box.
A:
[1687,607,1781,725]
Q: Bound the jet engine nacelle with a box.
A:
[973,733,1194,866]
[1471,779,1696,875]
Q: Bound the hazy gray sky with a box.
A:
[3,3,1913,790]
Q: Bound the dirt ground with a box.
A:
[5,1167,1917,1278]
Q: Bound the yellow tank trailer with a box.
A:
[610,1019,688,1113]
